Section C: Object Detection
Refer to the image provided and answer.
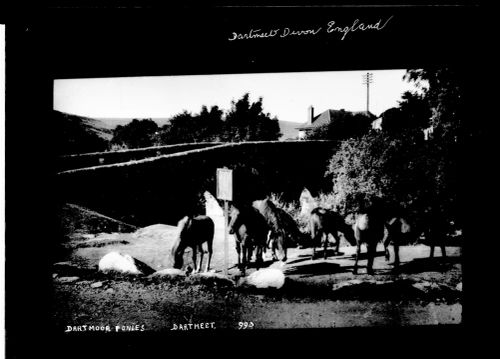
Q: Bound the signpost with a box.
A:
[216,168,233,276]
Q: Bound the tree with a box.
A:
[404,68,465,229]
[404,68,464,141]
[380,91,431,136]
[111,118,159,149]
[325,67,466,234]
[197,105,224,141]
[326,130,433,230]
[157,105,224,144]
[157,111,196,145]
[307,110,373,141]
[222,93,281,141]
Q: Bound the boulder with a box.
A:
[242,268,286,289]
[91,282,103,288]
[98,252,154,275]
[132,224,178,241]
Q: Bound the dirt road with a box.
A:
[53,223,462,331]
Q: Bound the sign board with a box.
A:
[216,168,233,201]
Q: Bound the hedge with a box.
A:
[57,142,222,172]
[56,140,338,227]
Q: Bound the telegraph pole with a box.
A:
[362,72,374,113]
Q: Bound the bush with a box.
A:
[325,129,460,237]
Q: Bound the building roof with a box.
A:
[296,109,376,130]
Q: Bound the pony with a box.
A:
[383,216,412,268]
[252,198,302,262]
[228,205,269,274]
[352,198,387,275]
[384,206,448,268]
[423,206,448,259]
[309,207,357,260]
[171,215,214,273]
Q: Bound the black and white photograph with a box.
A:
[4,2,484,356]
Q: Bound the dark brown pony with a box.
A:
[385,207,447,267]
[171,215,214,273]
[228,205,269,274]
[353,208,386,275]
[252,198,301,262]
[424,207,448,259]
[309,207,357,260]
[384,216,412,267]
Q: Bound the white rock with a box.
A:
[244,268,286,289]
[98,252,142,275]
[91,282,103,288]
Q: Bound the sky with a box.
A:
[53,69,420,124]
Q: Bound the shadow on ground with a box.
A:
[284,262,344,277]
[395,256,461,274]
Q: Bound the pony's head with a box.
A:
[171,241,184,269]
[228,207,241,235]
[171,216,191,269]
[343,225,358,246]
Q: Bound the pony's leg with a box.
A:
[236,241,242,270]
[192,246,198,273]
[310,224,317,260]
[367,242,376,275]
[197,244,204,274]
[441,243,447,258]
[256,244,263,266]
[205,240,213,272]
[311,233,317,260]
[383,232,391,261]
[430,244,435,258]
[393,243,400,268]
[267,231,273,249]
[271,236,278,261]
[353,241,361,275]
[247,244,253,265]
[241,245,248,275]
[323,232,328,260]
[257,246,263,268]
[332,231,341,255]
